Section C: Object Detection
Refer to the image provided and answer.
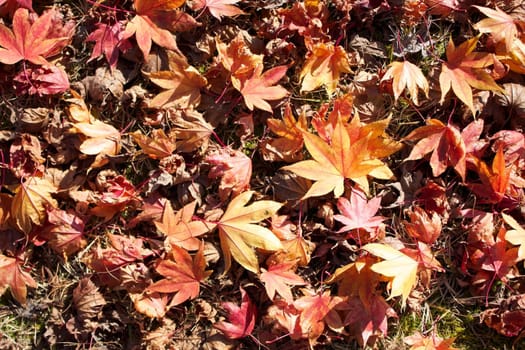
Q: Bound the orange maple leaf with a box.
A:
[131,129,176,159]
[216,191,283,273]
[0,7,73,65]
[232,64,288,112]
[300,40,352,95]
[148,242,212,307]
[262,103,308,162]
[123,0,183,59]
[381,60,429,105]
[145,51,207,109]
[154,199,214,251]
[439,36,503,114]
[283,117,395,198]
[404,118,467,180]
[0,253,37,305]
[259,261,306,302]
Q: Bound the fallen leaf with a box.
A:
[283,117,394,198]
[146,51,207,109]
[11,176,57,234]
[214,287,256,339]
[216,190,283,273]
[334,187,385,242]
[403,206,442,244]
[39,208,86,256]
[473,6,519,51]
[13,64,69,95]
[131,129,176,159]
[404,119,467,180]
[0,7,73,65]
[86,21,131,70]
[362,243,418,307]
[381,60,429,105]
[259,261,306,303]
[71,119,121,168]
[154,200,213,251]
[148,242,212,307]
[232,64,288,112]
[0,253,37,304]
[207,147,252,201]
[190,0,245,20]
[439,36,503,114]
[502,213,525,262]
[72,277,106,320]
[123,0,183,59]
[404,331,458,350]
[300,40,352,95]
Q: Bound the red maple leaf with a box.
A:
[0,7,73,65]
[404,118,467,180]
[190,0,245,21]
[215,287,257,339]
[86,21,131,70]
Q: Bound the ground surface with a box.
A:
[0,0,525,349]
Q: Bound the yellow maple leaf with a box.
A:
[362,243,418,307]
[217,191,283,273]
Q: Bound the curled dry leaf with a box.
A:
[215,287,256,339]
[72,277,106,320]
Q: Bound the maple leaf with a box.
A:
[145,51,207,109]
[334,187,385,242]
[261,103,308,162]
[154,199,213,251]
[190,0,245,21]
[300,40,352,95]
[362,243,418,307]
[404,331,458,350]
[0,253,37,305]
[131,129,176,159]
[86,21,131,70]
[232,64,288,112]
[71,119,121,168]
[171,109,214,153]
[439,36,503,114]
[293,290,345,343]
[473,6,519,51]
[0,7,73,65]
[11,176,57,234]
[39,208,86,256]
[381,60,429,105]
[344,295,397,347]
[404,118,467,180]
[123,0,183,60]
[282,117,394,198]
[259,261,306,303]
[0,0,32,18]
[326,256,397,346]
[207,147,252,201]
[404,206,442,245]
[13,64,69,95]
[215,287,256,339]
[216,190,283,273]
[86,234,153,287]
[469,145,511,203]
[216,34,263,83]
[148,242,211,307]
[502,213,525,262]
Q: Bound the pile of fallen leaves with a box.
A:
[1,0,525,349]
